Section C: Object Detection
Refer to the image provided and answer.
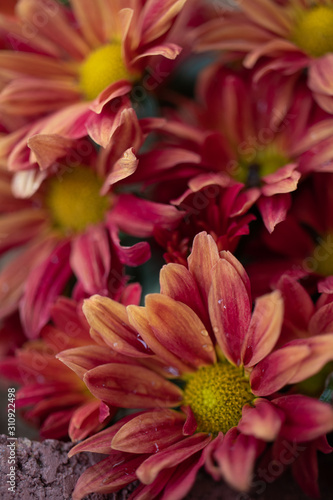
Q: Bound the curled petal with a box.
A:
[238,399,285,441]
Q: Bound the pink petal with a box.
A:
[107,223,151,268]
[136,433,211,485]
[145,294,216,368]
[309,301,333,335]
[159,263,210,333]
[82,295,152,357]
[17,0,89,60]
[111,409,186,453]
[111,194,183,238]
[20,240,72,338]
[238,399,284,441]
[68,412,145,457]
[277,275,315,336]
[208,259,252,365]
[250,344,312,396]
[187,232,220,306]
[214,427,264,492]
[84,363,183,408]
[242,290,283,367]
[127,304,193,375]
[161,452,206,500]
[71,225,111,296]
[308,55,333,95]
[28,134,74,171]
[257,193,291,233]
[72,454,146,500]
[56,344,131,380]
[273,395,333,442]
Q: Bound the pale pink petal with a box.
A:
[138,0,187,45]
[71,0,105,48]
[309,301,333,335]
[28,134,74,171]
[131,43,182,64]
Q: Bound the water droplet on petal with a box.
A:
[200,329,209,337]
[154,443,160,452]
[202,344,214,352]
[165,366,180,377]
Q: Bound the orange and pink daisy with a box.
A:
[58,233,333,499]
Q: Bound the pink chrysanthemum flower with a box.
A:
[0,295,142,441]
[245,173,333,296]
[0,123,170,337]
[113,174,256,265]
[59,233,333,499]
[138,66,333,232]
[0,0,191,171]
[196,0,333,114]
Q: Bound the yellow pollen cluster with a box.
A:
[79,42,132,100]
[45,166,110,234]
[292,6,333,57]
[182,362,253,435]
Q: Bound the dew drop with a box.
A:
[202,344,214,352]
[165,366,180,377]
[137,334,148,350]
[200,329,209,337]
[154,443,160,452]
[218,299,223,305]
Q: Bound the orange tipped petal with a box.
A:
[111,409,186,453]
[83,295,152,357]
[136,433,211,485]
[208,259,251,365]
[145,294,216,368]
[250,344,312,396]
[84,363,183,408]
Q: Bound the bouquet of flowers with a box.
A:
[0,1,332,498]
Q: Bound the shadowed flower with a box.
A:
[133,66,333,233]
[58,232,333,499]
[0,0,193,171]
[245,173,333,296]
[195,0,333,113]
[0,296,144,440]
[112,173,257,265]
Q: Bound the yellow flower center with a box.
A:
[311,233,333,276]
[234,146,288,187]
[182,363,253,435]
[292,6,333,57]
[79,43,132,100]
[45,166,110,234]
